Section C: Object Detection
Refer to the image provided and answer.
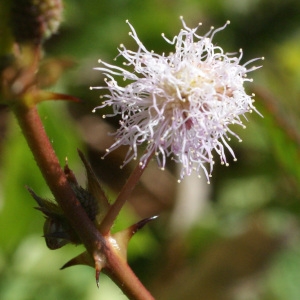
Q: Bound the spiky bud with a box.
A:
[27,151,110,250]
[10,0,63,45]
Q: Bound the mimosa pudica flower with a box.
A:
[91,17,263,183]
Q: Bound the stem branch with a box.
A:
[13,104,154,300]
[100,153,154,235]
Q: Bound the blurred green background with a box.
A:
[1,0,300,299]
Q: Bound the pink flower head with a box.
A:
[91,17,263,183]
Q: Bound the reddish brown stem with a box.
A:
[13,104,154,300]
[99,153,154,235]
[13,104,103,253]
[104,248,155,300]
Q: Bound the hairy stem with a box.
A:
[13,104,103,253]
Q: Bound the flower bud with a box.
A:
[10,0,63,45]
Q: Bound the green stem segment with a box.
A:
[13,104,154,300]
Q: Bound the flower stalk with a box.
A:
[99,151,154,235]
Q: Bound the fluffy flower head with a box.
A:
[91,17,263,183]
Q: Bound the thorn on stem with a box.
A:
[132,215,159,235]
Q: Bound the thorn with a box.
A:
[111,215,159,262]
[25,90,81,107]
[94,254,105,288]
[49,92,81,103]
[64,161,78,185]
[61,251,105,288]
[60,251,94,270]
[132,215,158,235]
[96,270,100,288]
